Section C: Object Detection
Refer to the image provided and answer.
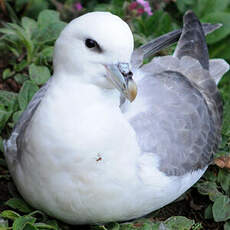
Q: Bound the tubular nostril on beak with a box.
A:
[121,70,133,78]
[118,63,132,78]
[126,71,133,78]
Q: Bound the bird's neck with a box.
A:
[51,72,121,109]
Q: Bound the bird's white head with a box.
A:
[53,12,137,102]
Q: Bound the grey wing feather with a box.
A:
[3,78,52,166]
[131,22,221,70]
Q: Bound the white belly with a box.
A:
[12,79,206,224]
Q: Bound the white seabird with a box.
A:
[4,11,229,224]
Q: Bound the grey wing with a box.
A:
[131,22,221,71]
[3,78,52,167]
[124,71,219,176]
[125,11,226,176]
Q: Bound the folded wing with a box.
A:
[125,11,229,176]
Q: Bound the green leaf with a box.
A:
[13,60,28,72]
[5,2,19,23]
[34,223,56,229]
[221,76,230,136]
[163,216,194,230]
[105,223,120,230]
[13,111,23,125]
[14,74,29,84]
[94,4,112,12]
[204,204,213,219]
[137,223,152,230]
[12,216,36,230]
[0,210,20,220]
[37,47,53,64]
[195,0,230,17]
[196,181,222,201]
[136,11,173,38]
[43,220,59,229]
[29,64,50,85]
[18,80,39,111]
[8,47,20,58]
[36,10,66,44]
[209,37,230,59]
[0,91,18,131]
[218,169,230,193]
[0,28,16,36]
[175,0,195,14]
[0,108,11,131]
[5,198,33,213]
[213,195,230,222]
[111,0,124,8]
[23,223,38,230]
[22,0,49,19]
[0,226,8,230]
[175,0,230,17]
[37,10,60,28]
[202,169,218,182]
[225,221,230,230]
[0,217,8,227]
[201,12,230,44]
[92,225,108,230]
[27,211,46,221]
[0,90,18,111]
[2,68,14,80]
[6,23,34,63]
[36,22,66,44]
[15,0,29,12]
[200,0,230,16]
[0,136,4,153]
[21,17,37,39]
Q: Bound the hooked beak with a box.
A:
[105,63,137,102]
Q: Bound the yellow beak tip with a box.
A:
[127,80,137,102]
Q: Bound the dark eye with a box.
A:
[85,39,97,48]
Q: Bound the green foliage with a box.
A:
[0,91,18,132]
[0,204,60,230]
[202,12,230,44]
[0,9,65,133]
[0,0,229,229]
[0,9,66,64]
[213,195,230,222]
[14,0,50,19]
[18,81,39,111]
[91,216,195,230]
[93,0,127,18]
[29,64,51,85]
[5,198,33,213]
[132,10,177,47]
[176,0,230,18]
